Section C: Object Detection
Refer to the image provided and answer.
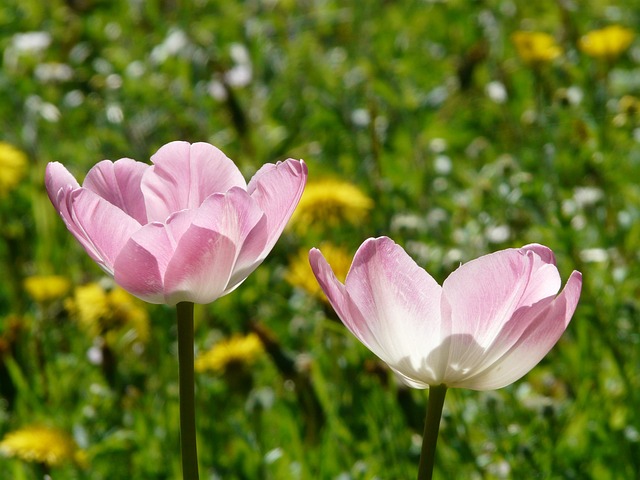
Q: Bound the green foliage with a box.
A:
[2,0,640,477]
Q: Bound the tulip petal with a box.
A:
[518,244,562,307]
[45,162,80,202]
[311,237,446,386]
[164,208,199,247]
[309,247,354,328]
[441,247,562,379]
[218,206,268,294]
[194,188,268,293]
[163,226,237,305]
[346,238,447,383]
[310,246,396,375]
[141,141,247,222]
[248,159,307,257]
[442,294,555,386]
[521,243,556,266]
[45,163,88,259]
[62,188,141,274]
[455,270,582,390]
[113,223,174,303]
[83,159,149,224]
[163,189,266,304]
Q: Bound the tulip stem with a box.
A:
[176,301,199,480]
[417,384,448,480]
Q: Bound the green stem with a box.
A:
[417,384,448,480]
[176,302,199,480]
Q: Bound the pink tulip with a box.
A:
[309,236,582,390]
[46,141,307,305]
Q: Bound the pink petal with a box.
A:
[45,162,80,211]
[521,243,557,266]
[163,226,237,305]
[191,189,267,276]
[441,247,561,377]
[311,237,445,386]
[215,200,268,293]
[442,294,555,386]
[55,189,107,267]
[163,208,199,247]
[455,270,582,390]
[309,247,353,328]
[248,159,307,257]
[163,189,266,304]
[64,189,142,274]
[83,159,149,224]
[45,163,95,263]
[518,244,562,307]
[113,223,174,303]
[310,246,389,371]
[141,141,247,222]
[387,367,431,389]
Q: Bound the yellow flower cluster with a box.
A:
[0,142,27,197]
[289,179,374,233]
[512,26,634,66]
[0,426,87,468]
[24,275,70,303]
[285,243,351,301]
[579,25,634,60]
[195,333,263,373]
[65,282,149,345]
[512,31,562,64]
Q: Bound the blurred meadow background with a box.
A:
[1,0,640,478]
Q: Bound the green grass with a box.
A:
[2,0,640,478]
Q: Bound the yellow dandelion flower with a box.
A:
[0,426,86,468]
[579,25,634,60]
[66,282,149,343]
[195,333,263,373]
[107,287,150,343]
[65,283,109,336]
[289,179,374,233]
[24,275,70,303]
[512,31,562,64]
[0,142,27,197]
[285,243,351,300]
